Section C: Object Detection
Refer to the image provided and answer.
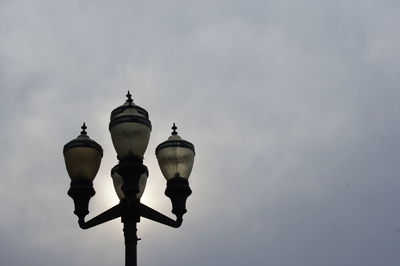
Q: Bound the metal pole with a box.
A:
[123,221,137,266]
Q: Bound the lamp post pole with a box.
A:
[123,221,137,266]
[63,92,195,266]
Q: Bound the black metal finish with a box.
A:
[79,203,122,229]
[139,203,182,228]
[109,115,152,130]
[155,123,195,154]
[69,159,189,266]
[111,104,150,120]
[171,123,178,135]
[109,91,149,120]
[80,122,88,135]
[165,177,192,220]
[67,180,95,221]
[126,91,133,104]
[117,160,146,205]
[124,221,138,266]
[155,139,195,154]
[63,139,104,154]
[63,123,103,155]
[116,155,144,164]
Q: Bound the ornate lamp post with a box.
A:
[62,92,195,266]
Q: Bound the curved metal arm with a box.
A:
[78,203,122,229]
[139,203,182,228]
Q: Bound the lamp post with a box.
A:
[63,92,195,266]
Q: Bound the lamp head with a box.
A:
[109,91,152,161]
[63,123,102,220]
[156,123,195,218]
[155,123,195,181]
[63,123,103,181]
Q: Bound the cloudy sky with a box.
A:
[1,0,400,265]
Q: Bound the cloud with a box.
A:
[1,0,400,265]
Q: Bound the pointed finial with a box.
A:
[171,123,178,135]
[126,90,133,105]
[80,122,87,135]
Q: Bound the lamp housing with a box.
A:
[109,92,152,161]
[63,123,102,220]
[63,123,103,181]
[155,123,195,181]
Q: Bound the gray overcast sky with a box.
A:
[1,0,400,265]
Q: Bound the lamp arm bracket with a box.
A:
[139,203,182,228]
[78,203,122,229]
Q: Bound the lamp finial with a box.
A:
[81,122,87,135]
[126,91,133,105]
[171,123,178,135]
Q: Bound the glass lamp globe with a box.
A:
[109,91,152,160]
[155,123,195,181]
[63,123,103,181]
[111,165,148,199]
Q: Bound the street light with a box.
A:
[62,91,195,266]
